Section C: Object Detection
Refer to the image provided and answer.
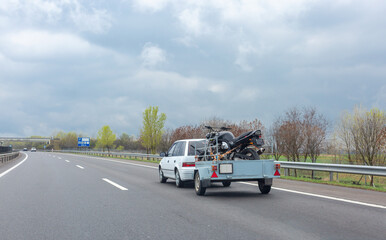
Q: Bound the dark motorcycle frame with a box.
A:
[197,126,265,161]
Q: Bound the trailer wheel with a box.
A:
[159,167,167,183]
[175,169,184,188]
[258,180,271,194]
[222,181,231,187]
[194,172,206,196]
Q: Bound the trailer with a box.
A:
[193,159,280,195]
[192,128,281,195]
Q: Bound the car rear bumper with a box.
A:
[180,168,194,181]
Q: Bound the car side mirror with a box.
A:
[160,152,167,157]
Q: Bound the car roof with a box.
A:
[175,139,206,142]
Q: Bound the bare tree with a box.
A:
[268,120,284,160]
[336,111,356,164]
[230,118,265,137]
[275,108,305,177]
[159,128,174,153]
[170,124,204,144]
[336,106,385,186]
[302,107,328,178]
[303,107,328,163]
[350,107,385,185]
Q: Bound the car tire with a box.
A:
[175,169,184,188]
[258,180,271,194]
[194,172,206,196]
[222,181,231,187]
[159,167,167,183]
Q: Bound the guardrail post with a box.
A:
[329,172,333,181]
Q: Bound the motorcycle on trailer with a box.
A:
[196,126,266,161]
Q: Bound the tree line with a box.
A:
[30,105,385,175]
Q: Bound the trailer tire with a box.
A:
[222,181,231,187]
[194,172,206,196]
[258,180,271,194]
[175,169,184,188]
[159,167,167,183]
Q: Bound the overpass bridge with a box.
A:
[0,137,51,144]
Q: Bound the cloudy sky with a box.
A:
[0,0,385,138]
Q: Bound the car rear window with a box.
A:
[188,140,207,156]
[172,141,186,156]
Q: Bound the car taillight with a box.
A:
[182,162,195,167]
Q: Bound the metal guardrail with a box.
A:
[276,161,386,177]
[58,150,162,161]
[58,150,386,180]
[0,152,20,164]
[276,161,386,182]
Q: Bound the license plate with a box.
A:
[219,163,233,174]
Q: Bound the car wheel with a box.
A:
[159,168,167,183]
[194,172,206,196]
[222,181,231,187]
[258,180,271,194]
[175,169,184,188]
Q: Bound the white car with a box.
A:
[159,139,206,187]
[31,147,36,152]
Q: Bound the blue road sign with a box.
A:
[78,137,90,147]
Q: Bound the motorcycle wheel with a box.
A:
[240,148,260,160]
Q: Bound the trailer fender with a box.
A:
[194,169,211,188]
[259,178,273,186]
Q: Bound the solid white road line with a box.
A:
[102,178,128,191]
[76,165,84,169]
[0,153,28,178]
[240,182,386,209]
[65,160,70,163]
[57,153,385,209]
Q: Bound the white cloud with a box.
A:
[131,0,171,12]
[234,42,271,72]
[140,42,167,67]
[70,2,112,34]
[0,30,114,61]
[178,8,209,36]
[0,0,112,33]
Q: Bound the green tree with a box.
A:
[54,131,78,149]
[115,133,131,150]
[96,125,116,152]
[140,106,167,154]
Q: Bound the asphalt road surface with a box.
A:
[0,152,385,240]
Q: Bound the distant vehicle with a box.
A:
[31,147,36,152]
[23,148,28,151]
[159,139,207,187]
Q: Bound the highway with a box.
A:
[0,152,385,240]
